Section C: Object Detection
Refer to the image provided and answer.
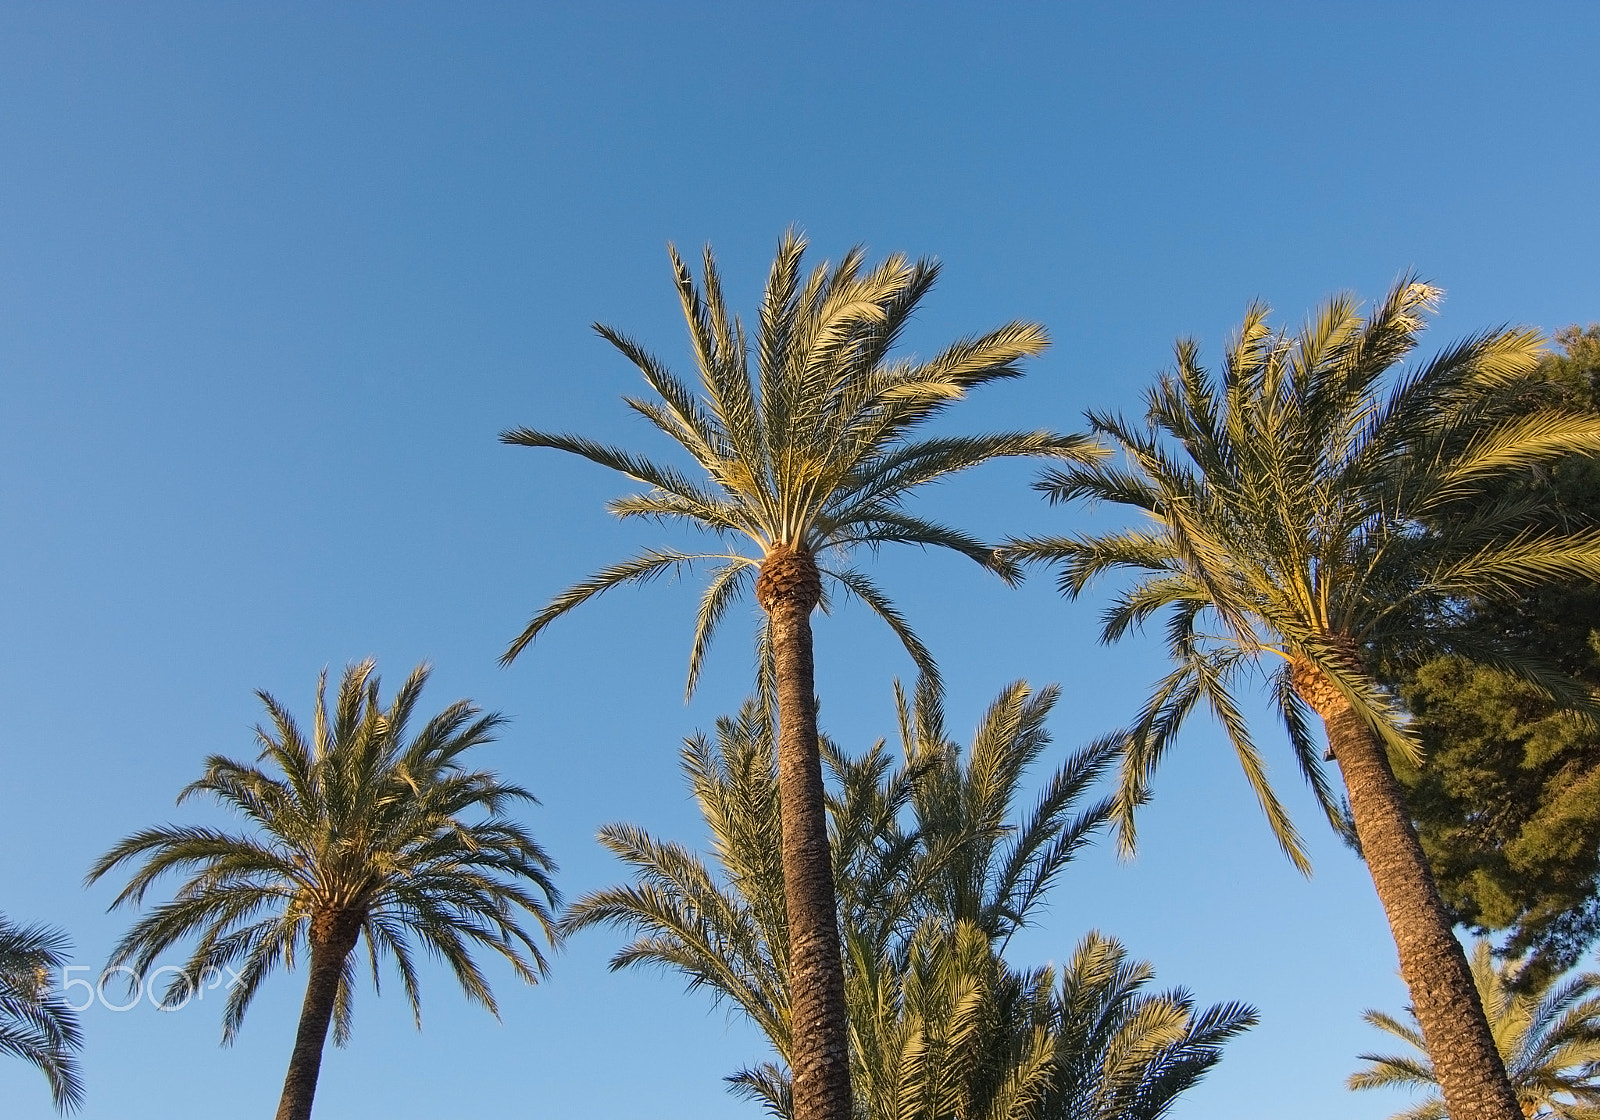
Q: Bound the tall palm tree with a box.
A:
[501,230,1095,1120]
[0,914,83,1112]
[87,661,560,1120]
[1006,279,1600,1120]
[1351,940,1600,1120]
[565,680,1254,1120]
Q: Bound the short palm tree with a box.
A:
[87,661,560,1120]
[565,680,1253,1120]
[0,914,83,1112]
[1351,940,1600,1120]
[501,230,1095,1120]
[1007,279,1600,1120]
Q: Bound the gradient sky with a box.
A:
[3,4,1598,1119]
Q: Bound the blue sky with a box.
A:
[2,3,1598,1118]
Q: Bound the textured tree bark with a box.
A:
[1322,702,1521,1120]
[758,548,853,1120]
[275,913,361,1120]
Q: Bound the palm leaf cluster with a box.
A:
[501,228,1096,691]
[0,914,83,1112]
[1009,278,1600,869]
[565,680,1254,1120]
[1352,940,1600,1120]
[88,660,560,1045]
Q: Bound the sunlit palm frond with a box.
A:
[500,548,733,665]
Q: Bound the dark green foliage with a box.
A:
[1386,327,1600,977]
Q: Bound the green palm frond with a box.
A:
[985,733,1119,942]
[729,1060,794,1120]
[500,548,736,665]
[844,432,1097,510]
[687,559,759,698]
[1044,931,1257,1120]
[499,427,723,509]
[1270,663,1347,835]
[824,566,940,688]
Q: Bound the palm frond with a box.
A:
[501,548,726,664]
[686,559,759,698]
[824,566,940,689]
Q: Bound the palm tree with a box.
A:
[0,914,83,1112]
[1006,279,1600,1120]
[1351,940,1600,1120]
[565,680,1254,1120]
[501,230,1095,1120]
[87,661,560,1120]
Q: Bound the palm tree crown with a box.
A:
[1011,279,1600,865]
[1007,279,1600,1120]
[565,680,1254,1120]
[88,661,560,1120]
[500,228,1094,689]
[0,914,83,1112]
[1352,940,1600,1120]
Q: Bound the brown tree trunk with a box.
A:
[758,548,853,1120]
[1321,701,1521,1120]
[275,913,361,1120]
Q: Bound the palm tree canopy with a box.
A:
[1008,279,1600,869]
[501,229,1099,691]
[563,680,1254,1120]
[87,660,560,1045]
[0,914,83,1112]
[1351,940,1600,1120]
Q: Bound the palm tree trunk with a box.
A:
[275,916,360,1120]
[765,583,854,1120]
[1324,702,1522,1120]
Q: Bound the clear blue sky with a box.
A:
[2,3,1597,1118]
